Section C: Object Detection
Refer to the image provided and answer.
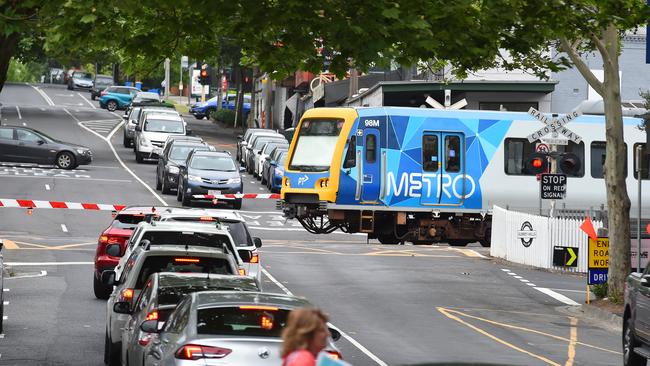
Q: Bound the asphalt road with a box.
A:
[0,83,623,366]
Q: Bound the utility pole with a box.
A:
[163,58,170,98]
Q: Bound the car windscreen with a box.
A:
[144,119,184,133]
[158,283,259,305]
[170,145,206,160]
[135,256,233,288]
[129,108,142,121]
[189,155,236,171]
[197,306,290,337]
[111,214,147,229]
[288,118,344,172]
[253,137,285,150]
[74,73,93,79]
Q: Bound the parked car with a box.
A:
[267,152,287,193]
[99,86,140,111]
[93,206,159,299]
[623,265,650,365]
[156,140,211,194]
[134,113,186,163]
[0,125,92,169]
[178,150,243,208]
[120,272,261,366]
[124,106,179,148]
[153,207,263,282]
[144,291,342,364]
[246,135,287,174]
[90,74,114,100]
[236,128,267,162]
[189,94,251,120]
[132,91,161,104]
[67,71,94,91]
[241,131,284,167]
[262,145,288,186]
[102,245,240,366]
[255,141,289,180]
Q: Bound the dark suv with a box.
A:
[156,140,211,194]
[177,151,243,209]
[624,265,650,365]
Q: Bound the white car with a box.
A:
[134,113,186,163]
[255,141,289,179]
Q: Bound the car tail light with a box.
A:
[250,253,259,264]
[326,350,342,360]
[99,235,109,244]
[175,344,232,360]
[174,258,200,263]
[199,216,214,221]
[119,288,134,303]
[145,310,159,321]
[99,235,122,245]
[238,268,246,276]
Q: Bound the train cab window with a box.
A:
[445,136,461,173]
[633,143,649,180]
[365,134,376,163]
[422,135,439,172]
[591,141,627,179]
[343,136,356,168]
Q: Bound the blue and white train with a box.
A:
[279,107,649,245]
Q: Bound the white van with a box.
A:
[134,113,186,163]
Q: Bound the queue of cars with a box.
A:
[236,129,289,193]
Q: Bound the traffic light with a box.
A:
[199,68,209,85]
[525,152,549,174]
[559,152,582,175]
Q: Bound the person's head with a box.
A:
[281,307,330,357]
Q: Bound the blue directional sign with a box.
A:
[588,268,608,285]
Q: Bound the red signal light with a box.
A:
[532,159,543,169]
[200,70,208,78]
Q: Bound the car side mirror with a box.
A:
[237,135,243,141]
[113,301,132,314]
[135,125,142,132]
[238,249,252,262]
[140,319,161,333]
[106,244,122,257]
[101,270,116,286]
[329,327,341,342]
[253,237,262,248]
[257,151,262,155]
[37,140,45,145]
[265,156,271,161]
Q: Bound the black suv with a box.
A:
[156,140,211,194]
[177,151,243,208]
[624,265,650,365]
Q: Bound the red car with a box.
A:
[93,206,159,299]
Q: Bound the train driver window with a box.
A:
[591,141,627,179]
[365,134,376,163]
[422,135,439,172]
[633,143,649,180]
[445,136,461,173]
[343,136,356,168]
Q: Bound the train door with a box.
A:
[361,128,381,202]
[420,131,465,205]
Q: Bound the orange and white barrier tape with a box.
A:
[0,198,126,211]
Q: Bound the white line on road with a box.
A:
[61,224,68,233]
[2,289,9,292]
[77,92,96,109]
[5,262,93,266]
[64,108,167,205]
[261,267,388,366]
[15,105,21,119]
[2,301,7,305]
[45,184,50,190]
[534,287,580,305]
[27,84,55,106]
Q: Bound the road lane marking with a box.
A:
[450,248,487,258]
[5,270,48,279]
[565,317,578,366]
[45,184,50,190]
[2,301,7,305]
[0,240,19,249]
[27,84,55,106]
[77,92,96,109]
[60,224,68,233]
[15,105,21,119]
[2,289,8,292]
[437,307,561,366]
[5,262,93,266]
[261,267,389,366]
[65,108,167,206]
[534,287,579,306]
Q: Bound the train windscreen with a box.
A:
[289,119,343,172]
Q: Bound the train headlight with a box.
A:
[319,179,329,188]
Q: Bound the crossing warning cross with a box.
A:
[526,107,583,144]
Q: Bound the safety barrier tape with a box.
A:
[0,198,126,211]
[192,193,280,199]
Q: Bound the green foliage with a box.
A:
[591,283,608,299]
[211,109,241,126]
[6,58,46,82]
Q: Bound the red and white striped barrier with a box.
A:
[192,193,280,200]
[0,198,126,211]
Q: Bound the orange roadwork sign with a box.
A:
[588,237,609,268]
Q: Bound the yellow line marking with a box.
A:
[437,307,562,366]
[1,239,19,249]
[12,241,49,249]
[49,242,96,250]
[440,308,620,355]
[565,317,578,366]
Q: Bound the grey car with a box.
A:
[102,245,239,366]
[120,272,260,366]
[144,291,342,365]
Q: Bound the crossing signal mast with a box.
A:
[199,64,210,102]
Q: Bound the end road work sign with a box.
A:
[540,173,567,200]
[588,237,609,285]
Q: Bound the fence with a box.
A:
[490,205,603,273]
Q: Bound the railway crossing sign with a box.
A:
[588,237,609,285]
[526,107,583,144]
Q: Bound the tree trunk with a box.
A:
[601,24,631,302]
[0,32,20,93]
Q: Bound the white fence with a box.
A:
[490,205,603,273]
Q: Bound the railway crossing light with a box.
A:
[559,152,582,175]
[199,68,209,85]
[525,152,548,174]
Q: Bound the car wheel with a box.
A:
[194,115,204,120]
[155,171,162,190]
[177,182,183,202]
[123,132,130,148]
[93,275,112,300]
[135,151,143,164]
[104,332,120,366]
[55,152,76,170]
[233,199,242,210]
[181,188,191,206]
[623,315,647,366]
[161,177,171,194]
[107,100,118,112]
